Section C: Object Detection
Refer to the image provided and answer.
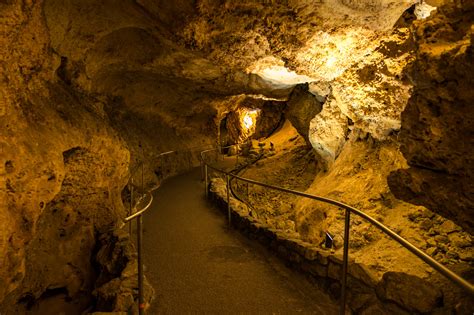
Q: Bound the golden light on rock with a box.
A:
[325,56,337,69]
[243,112,255,129]
[415,2,437,19]
[247,57,314,86]
[296,28,377,81]
[239,108,260,141]
[258,66,314,86]
[2,1,473,314]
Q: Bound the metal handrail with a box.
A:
[123,150,176,315]
[201,148,474,315]
[124,192,154,222]
[123,146,214,314]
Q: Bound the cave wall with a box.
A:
[389,2,474,234]
[286,84,323,146]
[180,0,413,78]
[0,1,129,312]
[222,96,285,145]
[42,0,298,188]
[291,1,473,238]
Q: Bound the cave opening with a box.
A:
[1,0,473,314]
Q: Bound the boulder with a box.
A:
[376,272,443,313]
[286,84,323,146]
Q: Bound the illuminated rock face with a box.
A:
[181,0,413,79]
[0,2,129,312]
[307,26,415,167]
[308,97,348,169]
[389,3,474,234]
[286,84,323,146]
[331,28,415,140]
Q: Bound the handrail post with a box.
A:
[199,147,474,296]
[226,174,231,226]
[236,144,239,167]
[141,162,144,192]
[204,164,208,198]
[341,209,351,315]
[137,214,144,315]
[160,155,164,181]
[129,179,134,235]
[200,158,204,181]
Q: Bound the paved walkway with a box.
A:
[143,168,337,314]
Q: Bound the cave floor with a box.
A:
[143,167,338,314]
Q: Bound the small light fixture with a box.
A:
[243,112,255,129]
[239,108,260,141]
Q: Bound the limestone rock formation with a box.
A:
[180,0,413,80]
[1,1,132,313]
[93,230,154,313]
[389,2,474,234]
[286,84,323,146]
[376,272,443,313]
[308,97,348,169]
[331,27,415,139]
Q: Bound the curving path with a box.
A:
[143,167,337,314]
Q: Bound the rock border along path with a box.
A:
[208,177,447,314]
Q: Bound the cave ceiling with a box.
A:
[43,0,414,119]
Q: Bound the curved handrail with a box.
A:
[129,145,213,219]
[201,148,474,300]
[123,148,190,315]
[123,144,219,314]
[124,192,154,222]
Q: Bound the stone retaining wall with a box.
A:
[209,178,448,314]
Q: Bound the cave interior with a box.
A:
[1,0,473,314]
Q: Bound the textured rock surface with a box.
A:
[308,97,348,169]
[224,98,285,144]
[307,20,416,168]
[376,272,443,313]
[180,0,413,80]
[231,120,472,313]
[0,2,130,313]
[93,229,154,313]
[286,84,323,145]
[331,27,415,139]
[389,2,474,234]
[208,176,451,314]
[254,101,286,140]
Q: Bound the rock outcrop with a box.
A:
[93,229,154,313]
[1,2,133,313]
[389,2,474,234]
[286,84,323,146]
